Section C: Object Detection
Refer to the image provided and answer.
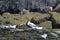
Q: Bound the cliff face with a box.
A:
[0,0,58,13]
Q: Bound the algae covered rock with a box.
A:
[2,12,11,17]
[31,13,50,24]
[48,12,60,28]
[52,13,60,24]
[48,12,60,24]
[48,12,57,15]
[39,21,52,29]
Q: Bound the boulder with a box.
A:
[48,12,60,28]
[54,4,60,12]
[39,21,52,29]
[49,12,60,28]
[31,13,50,24]
[52,13,60,24]
[41,6,53,13]
[2,12,11,17]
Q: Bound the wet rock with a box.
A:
[39,21,52,29]
[54,4,60,12]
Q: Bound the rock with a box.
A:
[0,16,3,21]
[54,4,60,12]
[50,32,58,38]
[40,34,48,39]
[55,31,60,34]
[27,21,37,30]
[2,12,11,17]
[46,0,58,7]
[39,21,52,29]
[50,13,60,28]
[48,12,57,15]
[41,6,53,13]
[48,12,60,28]
[0,0,58,13]
[31,13,50,24]
[52,13,60,24]
[20,9,29,15]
